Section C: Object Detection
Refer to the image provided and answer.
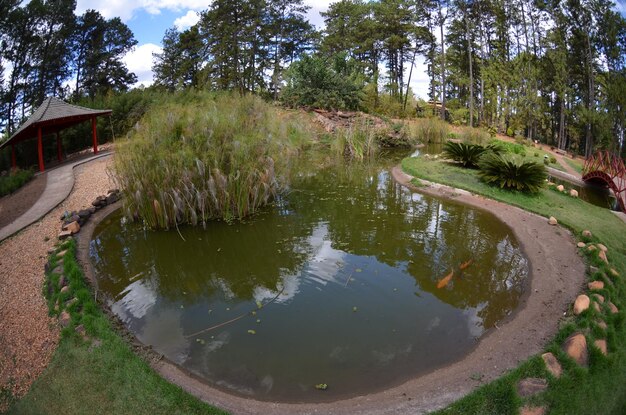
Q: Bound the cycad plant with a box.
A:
[443,141,487,168]
[478,153,547,193]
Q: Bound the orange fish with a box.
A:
[437,270,454,289]
[459,259,473,270]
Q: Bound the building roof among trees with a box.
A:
[0,97,111,149]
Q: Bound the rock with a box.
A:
[597,243,608,252]
[65,297,77,308]
[598,250,609,264]
[609,268,619,278]
[582,230,592,238]
[108,188,120,195]
[593,302,601,312]
[556,184,565,192]
[520,405,547,415]
[58,230,72,240]
[56,250,67,259]
[563,332,588,366]
[541,352,562,378]
[60,286,69,294]
[548,216,558,225]
[588,281,604,290]
[516,377,548,397]
[577,242,586,248]
[592,294,605,304]
[58,275,66,288]
[569,189,579,197]
[608,302,618,314]
[590,266,599,274]
[91,196,106,207]
[594,339,608,356]
[587,245,597,252]
[59,311,71,328]
[77,209,91,219]
[88,206,97,214]
[596,320,608,330]
[106,193,119,204]
[75,324,86,336]
[52,265,63,275]
[65,221,80,235]
[573,294,590,315]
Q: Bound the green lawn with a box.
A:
[7,240,226,415]
[563,157,584,174]
[403,156,626,415]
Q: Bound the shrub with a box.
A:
[0,168,34,197]
[114,92,314,229]
[409,118,449,143]
[534,152,539,157]
[478,153,547,192]
[332,121,378,161]
[550,156,557,164]
[443,141,488,168]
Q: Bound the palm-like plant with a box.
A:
[443,141,487,168]
[478,153,547,193]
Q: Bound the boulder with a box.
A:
[89,206,97,214]
[106,193,119,204]
[548,216,558,225]
[594,339,608,356]
[592,294,605,304]
[556,184,565,192]
[60,286,69,294]
[597,243,608,252]
[58,275,66,288]
[582,230,592,238]
[516,377,548,397]
[608,302,619,314]
[588,281,604,290]
[587,245,597,252]
[520,406,547,415]
[65,221,80,235]
[59,311,71,328]
[541,352,562,378]
[58,230,72,240]
[577,242,586,248]
[596,320,608,330]
[593,302,601,312]
[573,294,590,315]
[598,250,609,264]
[609,268,619,278]
[562,332,588,366]
[77,209,91,219]
[56,249,67,258]
[569,189,579,197]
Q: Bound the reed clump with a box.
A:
[409,117,449,143]
[331,120,378,161]
[114,92,313,229]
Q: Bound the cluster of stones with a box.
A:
[547,182,579,198]
[517,229,621,415]
[58,189,120,239]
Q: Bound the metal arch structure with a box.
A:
[582,151,626,212]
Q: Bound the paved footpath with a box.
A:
[0,152,112,242]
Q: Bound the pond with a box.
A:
[547,175,618,211]
[90,153,528,402]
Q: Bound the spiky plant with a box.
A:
[478,153,547,193]
[443,141,488,168]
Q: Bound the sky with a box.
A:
[75,0,626,100]
[75,0,432,99]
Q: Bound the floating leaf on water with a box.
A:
[217,248,221,252]
[256,319,261,324]
[247,329,256,335]
[226,307,230,311]
[183,291,187,295]
[355,268,362,273]
[352,306,358,312]
[199,339,205,345]
[256,301,263,309]
[251,311,256,316]
[208,309,212,313]
[180,305,184,309]
[393,288,398,292]
[315,383,328,390]
[277,249,282,253]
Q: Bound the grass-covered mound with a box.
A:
[114,92,316,228]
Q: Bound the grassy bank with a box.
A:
[0,168,34,197]
[403,155,626,415]
[8,239,224,415]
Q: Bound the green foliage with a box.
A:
[114,91,315,228]
[331,121,377,161]
[443,141,488,168]
[0,168,33,197]
[408,118,449,144]
[478,153,547,193]
[491,140,527,156]
[281,53,364,110]
[458,127,491,145]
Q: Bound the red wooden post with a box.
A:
[92,116,98,154]
[37,126,45,172]
[11,143,16,168]
[56,131,62,161]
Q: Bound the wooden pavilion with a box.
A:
[0,97,112,172]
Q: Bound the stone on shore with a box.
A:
[582,230,592,238]
[587,245,597,252]
[541,352,562,378]
[609,268,619,278]
[608,302,619,314]
[562,332,588,366]
[596,320,608,330]
[520,406,547,415]
[588,281,604,290]
[516,378,548,397]
[577,242,586,248]
[598,250,609,264]
[548,216,558,225]
[592,294,605,304]
[59,311,71,328]
[597,243,607,252]
[569,189,579,197]
[594,339,608,356]
[573,294,590,315]
[556,184,565,192]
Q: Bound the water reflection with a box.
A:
[91,155,527,402]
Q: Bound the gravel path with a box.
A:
[0,157,114,410]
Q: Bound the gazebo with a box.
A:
[0,97,112,172]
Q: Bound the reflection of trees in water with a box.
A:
[93,155,526,324]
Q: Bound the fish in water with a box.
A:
[459,258,473,270]
[436,270,454,289]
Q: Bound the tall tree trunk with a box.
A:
[465,7,473,127]
[438,2,446,120]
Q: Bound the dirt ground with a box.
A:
[0,157,114,411]
[0,174,47,230]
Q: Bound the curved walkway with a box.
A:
[0,152,112,242]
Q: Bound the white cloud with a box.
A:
[76,0,209,21]
[123,43,163,87]
[174,10,200,30]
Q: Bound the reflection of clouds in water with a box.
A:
[205,331,231,352]
[253,223,346,304]
[140,307,190,364]
[372,344,413,366]
[427,316,441,331]
[462,302,487,338]
[112,278,156,320]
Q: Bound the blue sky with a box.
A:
[76,0,626,99]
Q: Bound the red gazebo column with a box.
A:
[11,143,16,169]
[91,116,99,154]
[37,126,45,172]
[56,131,63,161]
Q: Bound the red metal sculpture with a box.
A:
[582,151,626,212]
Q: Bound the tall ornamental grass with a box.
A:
[408,117,449,143]
[114,92,313,229]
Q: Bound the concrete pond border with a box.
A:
[71,167,586,415]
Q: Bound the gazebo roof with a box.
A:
[0,97,112,149]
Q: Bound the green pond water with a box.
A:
[90,154,528,402]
